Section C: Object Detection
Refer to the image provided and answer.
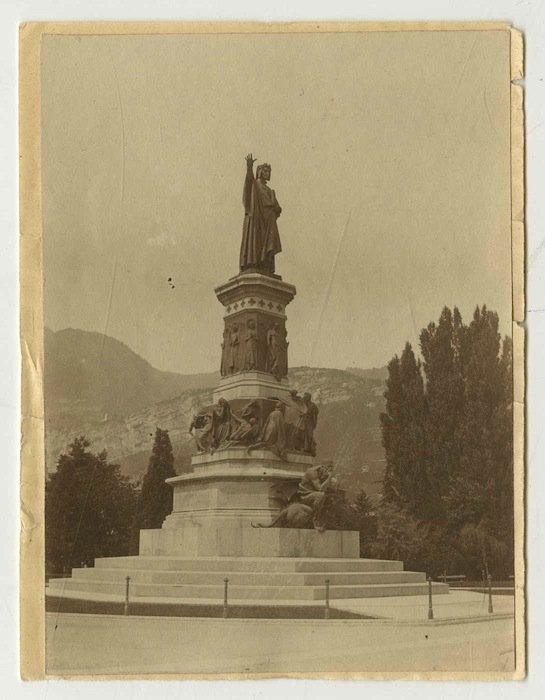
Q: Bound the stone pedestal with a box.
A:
[163,448,310,529]
[138,271,358,559]
[138,447,358,558]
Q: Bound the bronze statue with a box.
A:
[284,389,305,449]
[251,502,313,529]
[266,322,281,376]
[298,392,319,456]
[188,411,213,453]
[220,326,231,376]
[229,324,241,374]
[297,463,335,532]
[226,415,260,446]
[247,400,288,460]
[240,153,282,274]
[244,319,258,370]
[211,398,233,449]
[277,326,289,376]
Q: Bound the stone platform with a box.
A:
[47,442,450,604]
[140,525,360,558]
[48,555,449,602]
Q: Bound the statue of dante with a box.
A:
[240,153,282,274]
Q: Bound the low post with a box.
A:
[223,577,229,619]
[124,576,130,616]
[324,579,330,620]
[427,576,434,620]
[441,570,447,584]
[487,574,494,614]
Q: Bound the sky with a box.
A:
[41,30,513,374]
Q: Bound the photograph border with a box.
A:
[19,20,525,681]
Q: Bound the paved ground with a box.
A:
[333,590,515,621]
[45,611,516,677]
[46,588,514,622]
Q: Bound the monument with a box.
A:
[141,154,354,558]
[48,156,448,603]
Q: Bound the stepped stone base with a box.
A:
[48,555,450,602]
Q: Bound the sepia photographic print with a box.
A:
[19,22,524,680]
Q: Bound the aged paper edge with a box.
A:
[510,27,526,682]
[18,21,525,681]
[19,20,45,682]
[20,20,512,35]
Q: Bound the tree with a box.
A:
[351,489,378,556]
[445,309,513,566]
[419,306,465,513]
[370,502,423,569]
[137,428,176,530]
[380,343,431,518]
[378,305,514,578]
[45,437,138,576]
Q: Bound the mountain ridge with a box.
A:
[45,328,388,497]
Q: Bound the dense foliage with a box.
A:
[45,437,138,576]
[46,428,176,576]
[377,305,514,579]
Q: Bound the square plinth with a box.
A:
[213,371,290,402]
[140,523,360,559]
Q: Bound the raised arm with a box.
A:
[243,153,256,212]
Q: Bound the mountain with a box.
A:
[45,329,388,498]
[345,366,389,381]
[44,327,218,429]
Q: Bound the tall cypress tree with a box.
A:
[491,335,514,552]
[419,306,465,511]
[380,354,403,506]
[446,306,504,528]
[380,343,430,517]
[137,428,176,530]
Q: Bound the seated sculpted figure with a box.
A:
[188,411,213,453]
[247,401,288,460]
[225,415,260,447]
[297,463,336,532]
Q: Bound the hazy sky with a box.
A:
[41,30,512,374]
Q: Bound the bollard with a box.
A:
[487,574,494,614]
[427,577,434,620]
[441,570,447,585]
[223,577,229,619]
[124,576,131,616]
[324,579,330,620]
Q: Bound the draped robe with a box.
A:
[240,167,282,272]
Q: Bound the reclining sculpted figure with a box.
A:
[252,462,337,531]
[251,501,313,529]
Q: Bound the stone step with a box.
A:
[94,556,404,573]
[48,577,448,601]
[72,567,425,586]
